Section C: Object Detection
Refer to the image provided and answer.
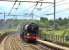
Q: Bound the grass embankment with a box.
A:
[41,29,69,47]
[0,29,17,43]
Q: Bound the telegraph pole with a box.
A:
[31,11,33,20]
[4,12,5,21]
[54,0,56,29]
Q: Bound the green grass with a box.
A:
[41,29,69,36]
[41,29,69,46]
[0,29,17,35]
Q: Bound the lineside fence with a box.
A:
[40,34,69,44]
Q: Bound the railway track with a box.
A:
[3,33,64,50]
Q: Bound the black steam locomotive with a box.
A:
[20,23,39,42]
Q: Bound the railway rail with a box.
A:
[37,39,69,50]
[2,33,69,50]
[4,33,53,50]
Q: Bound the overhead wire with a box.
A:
[42,0,66,9]
[7,0,69,18]
[6,7,69,16]
[22,0,67,15]
[28,0,43,19]
[40,0,69,16]
[44,7,69,16]
[30,0,43,13]
[9,0,53,4]
[29,0,67,16]
[8,0,54,16]
[41,2,67,13]
[8,0,18,15]
[15,2,21,10]
[8,0,39,17]
[7,0,64,16]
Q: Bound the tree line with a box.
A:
[40,17,69,30]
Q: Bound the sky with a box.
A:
[0,0,69,20]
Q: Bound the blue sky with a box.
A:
[0,0,69,20]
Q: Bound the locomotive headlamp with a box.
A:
[27,33,30,36]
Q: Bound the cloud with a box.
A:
[0,0,69,19]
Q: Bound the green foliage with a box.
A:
[40,17,48,22]
[4,17,69,31]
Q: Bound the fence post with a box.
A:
[57,35,59,42]
[56,35,58,42]
[54,35,56,42]
[64,36,66,42]
[62,36,64,43]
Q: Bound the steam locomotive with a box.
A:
[20,23,39,42]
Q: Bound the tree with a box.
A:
[40,17,48,22]
[58,17,62,21]
[40,17,49,27]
